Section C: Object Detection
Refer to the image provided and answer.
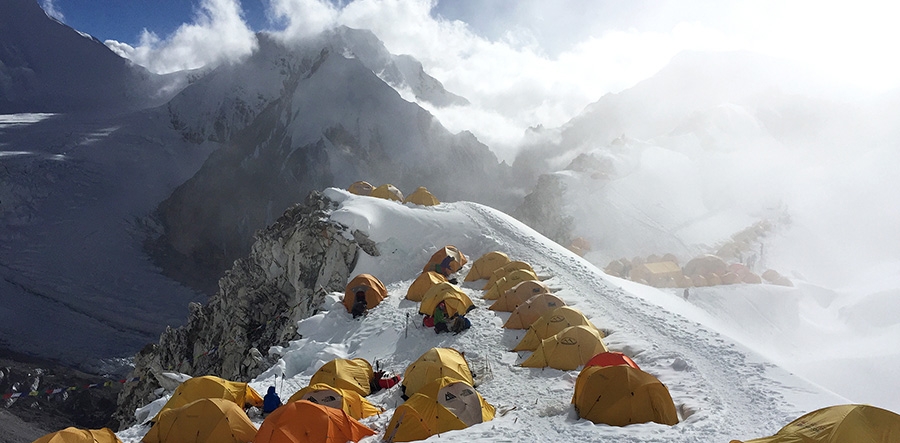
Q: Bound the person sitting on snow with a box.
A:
[433,301,449,334]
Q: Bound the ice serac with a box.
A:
[155,31,510,291]
[115,191,369,428]
[0,0,168,113]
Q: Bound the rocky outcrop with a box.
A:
[114,191,370,428]
[514,174,574,246]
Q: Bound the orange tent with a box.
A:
[153,375,263,421]
[371,183,404,201]
[511,306,597,351]
[287,383,383,420]
[406,271,447,302]
[572,365,678,427]
[254,400,375,443]
[482,269,539,300]
[586,352,639,369]
[482,261,535,289]
[347,181,374,196]
[418,282,475,318]
[729,404,900,443]
[489,280,551,312]
[520,325,608,371]
[464,251,510,282]
[33,427,122,443]
[309,358,374,397]
[144,398,258,443]
[402,348,474,398]
[503,293,566,329]
[403,186,440,206]
[342,274,387,314]
[422,246,467,276]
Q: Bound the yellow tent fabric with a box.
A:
[143,398,257,443]
[503,293,567,329]
[482,261,536,290]
[309,358,374,397]
[402,348,474,398]
[418,282,475,318]
[464,251,510,282]
[730,404,900,443]
[482,269,539,300]
[342,273,387,313]
[572,365,678,427]
[512,306,597,351]
[406,271,447,301]
[520,325,608,370]
[422,245,468,275]
[32,427,121,443]
[287,383,383,420]
[489,280,551,312]
[254,400,375,443]
[403,186,440,206]
[384,377,495,443]
[347,181,374,196]
[153,375,263,421]
[371,183,404,201]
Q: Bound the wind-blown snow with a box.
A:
[115,188,873,442]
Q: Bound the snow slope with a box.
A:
[117,188,858,442]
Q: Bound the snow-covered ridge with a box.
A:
[117,188,849,442]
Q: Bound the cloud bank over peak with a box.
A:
[105,0,257,74]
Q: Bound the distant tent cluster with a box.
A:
[465,250,679,427]
[603,220,793,289]
[604,253,793,289]
[348,181,440,206]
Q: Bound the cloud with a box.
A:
[41,0,64,21]
[105,0,257,74]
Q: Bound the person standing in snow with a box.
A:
[351,290,368,319]
[263,386,281,414]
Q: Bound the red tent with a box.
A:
[585,351,639,369]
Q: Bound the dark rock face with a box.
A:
[513,174,574,246]
[115,191,367,428]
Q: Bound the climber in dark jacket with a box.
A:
[263,386,281,413]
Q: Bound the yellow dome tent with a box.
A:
[402,348,474,398]
[572,364,678,427]
[309,358,374,397]
[347,181,374,196]
[371,183,404,201]
[342,274,387,314]
[482,269,539,300]
[32,427,121,443]
[503,293,567,329]
[153,375,263,421]
[482,261,535,289]
[489,280,551,312]
[512,306,598,351]
[729,404,900,443]
[287,383,383,420]
[520,325,608,371]
[143,398,257,443]
[422,245,468,276]
[403,186,440,206]
[418,282,475,318]
[406,271,447,302]
[254,399,375,443]
[384,377,495,443]
[464,251,510,282]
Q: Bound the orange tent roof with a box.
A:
[422,245,468,275]
[503,293,566,329]
[489,280,550,312]
[464,251,510,282]
[33,427,122,443]
[309,358,374,397]
[255,400,375,443]
[585,352,639,370]
[342,274,387,314]
[347,181,374,196]
[572,365,678,427]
